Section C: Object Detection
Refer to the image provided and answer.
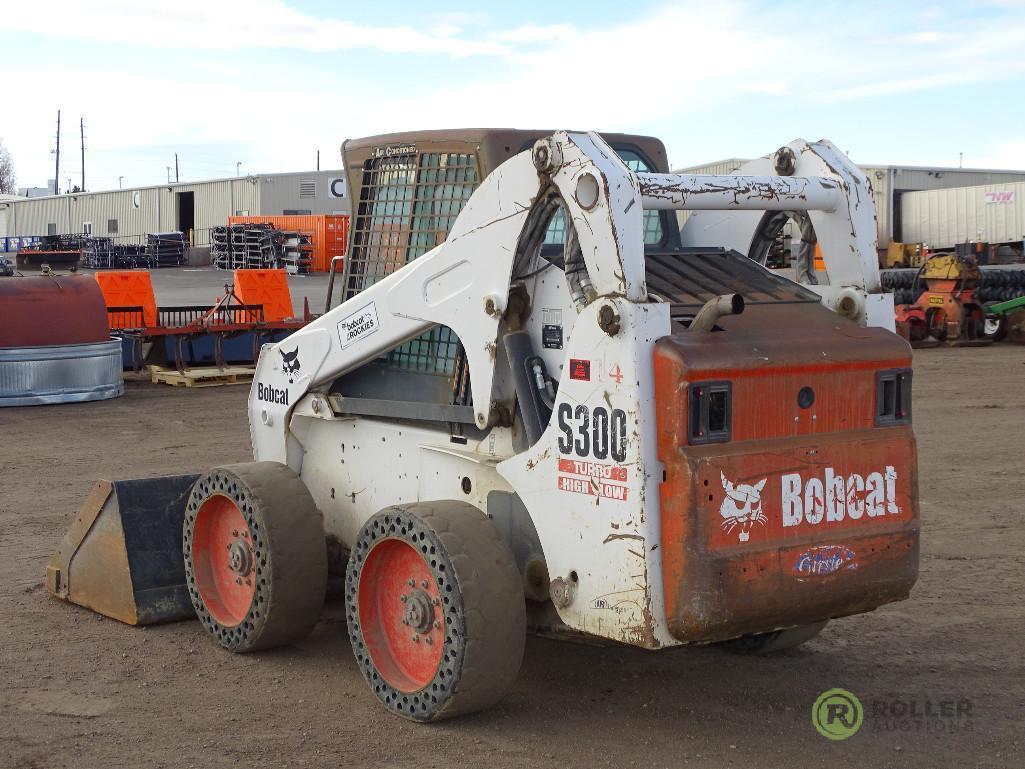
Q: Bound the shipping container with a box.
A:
[228,214,349,272]
[900,182,1025,250]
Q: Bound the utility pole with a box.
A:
[959,152,963,169]
[54,110,61,195]
[175,152,179,183]
[317,149,320,171]
[80,116,85,192]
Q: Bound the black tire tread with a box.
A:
[419,503,526,720]
[348,501,525,721]
[185,461,327,653]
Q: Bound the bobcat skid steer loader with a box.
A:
[49,129,918,722]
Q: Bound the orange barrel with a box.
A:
[0,275,111,348]
[233,269,294,322]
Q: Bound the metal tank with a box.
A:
[0,274,124,406]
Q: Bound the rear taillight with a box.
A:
[688,381,732,444]
[876,369,912,426]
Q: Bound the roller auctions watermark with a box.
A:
[812,689,974,740]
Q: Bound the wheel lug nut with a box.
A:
[400,595,407,603]
[402,619,409,625]
[421,580,428,588]
[408,578,415,587]
[425,636,433,645]
[412,634,419,643]
[432,598,439,605]
[433,621,441,629]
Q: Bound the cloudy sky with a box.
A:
[2,0,1024,191]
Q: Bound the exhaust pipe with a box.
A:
[690,294,745,332]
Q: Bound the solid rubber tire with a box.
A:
[184,461,327,652]
[346,501,526,722]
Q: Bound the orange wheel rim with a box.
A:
[357,538,444,693]
[191,494,256,627]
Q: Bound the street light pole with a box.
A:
[119,176,124,189]
[236,162,242,177]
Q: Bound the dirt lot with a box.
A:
[1,346,1022,769]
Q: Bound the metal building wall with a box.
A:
[258,171,349,216]
[157,178,260,245]
[1,178,262,247]
[673,158,749,176]
[901,182,1025,248]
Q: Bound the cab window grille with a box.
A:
[346,151,478,393]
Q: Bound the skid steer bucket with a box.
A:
[46,474,199,625]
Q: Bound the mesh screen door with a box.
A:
[346,151,479,396]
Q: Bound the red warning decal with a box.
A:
[569,359,591,381]
[557,458,629,500]
[557,475,629,500]
[558,458,628,482]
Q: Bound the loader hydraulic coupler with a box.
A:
[46,474,200,625]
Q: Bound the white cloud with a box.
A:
[1,0,510,56]
[3,0,1025,187]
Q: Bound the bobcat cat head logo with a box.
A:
[279,347,301,383]
[720,471,768,542]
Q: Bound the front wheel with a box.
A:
[184,462,327,652]
[717,621,828,654]
[346,502,526,721]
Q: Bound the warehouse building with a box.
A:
[0,170,349,249]
[676,158,1025,249]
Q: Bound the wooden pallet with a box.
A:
[149,364,255,388]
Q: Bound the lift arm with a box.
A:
[679,139,891,329]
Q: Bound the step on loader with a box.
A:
[49,129,919,721]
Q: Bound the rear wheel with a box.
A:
[184,462,327,652]
[718,621,828,654]
[346,502,525,721]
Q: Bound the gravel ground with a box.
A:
[0,345,1022,769]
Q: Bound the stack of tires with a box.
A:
[880,265,1025,306]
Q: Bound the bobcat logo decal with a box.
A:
[279,347,301,384]
[720,471,767,543]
